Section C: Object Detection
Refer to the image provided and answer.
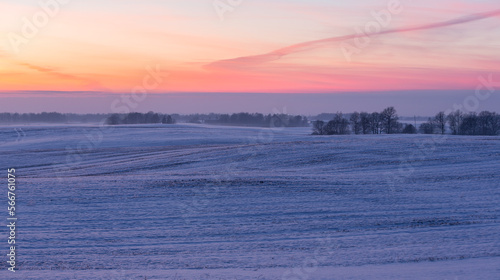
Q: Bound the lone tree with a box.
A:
[380,107,399,134]
[434,111,446,134]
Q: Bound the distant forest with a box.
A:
[0,112,308,128]
[203,113,308,127]
[0,112,108,123]
[1,109,499,136]
[312,107,500,136]
[107,112,308,127]
[106,112,176,125]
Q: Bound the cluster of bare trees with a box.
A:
[313,108,500,136]
[420,110,500,136]
[312,113,350,135]
[313,107,411,135]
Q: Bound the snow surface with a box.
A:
[0,124,499,279]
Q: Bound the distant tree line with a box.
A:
[203,113,309,127]
[313,107,411,135]
[2,109,499,136]
[0,111,307,127]
[106,112,308,127]
[0,112,67,123]
[419,110,500,136]
[0,112,115,124]
[313,107,500,136]
[106,112,176,125]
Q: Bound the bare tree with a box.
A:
[434,111,446,134]
[370,112,381,134]
[460,113,478,135]
[350,112,361,134]
[380,107,399,134]
[336,113,350,135]
[447,110,463,135]
[360,112,371,134]
[312,120,325,135]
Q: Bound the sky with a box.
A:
[0,0,499,114]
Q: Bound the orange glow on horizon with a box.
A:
[1,1,499,95]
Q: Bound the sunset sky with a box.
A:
[1,0,499,114]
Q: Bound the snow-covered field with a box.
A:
[0,124,499,279]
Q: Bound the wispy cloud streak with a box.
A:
[16,62,107,90]
[207,9,500,69]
